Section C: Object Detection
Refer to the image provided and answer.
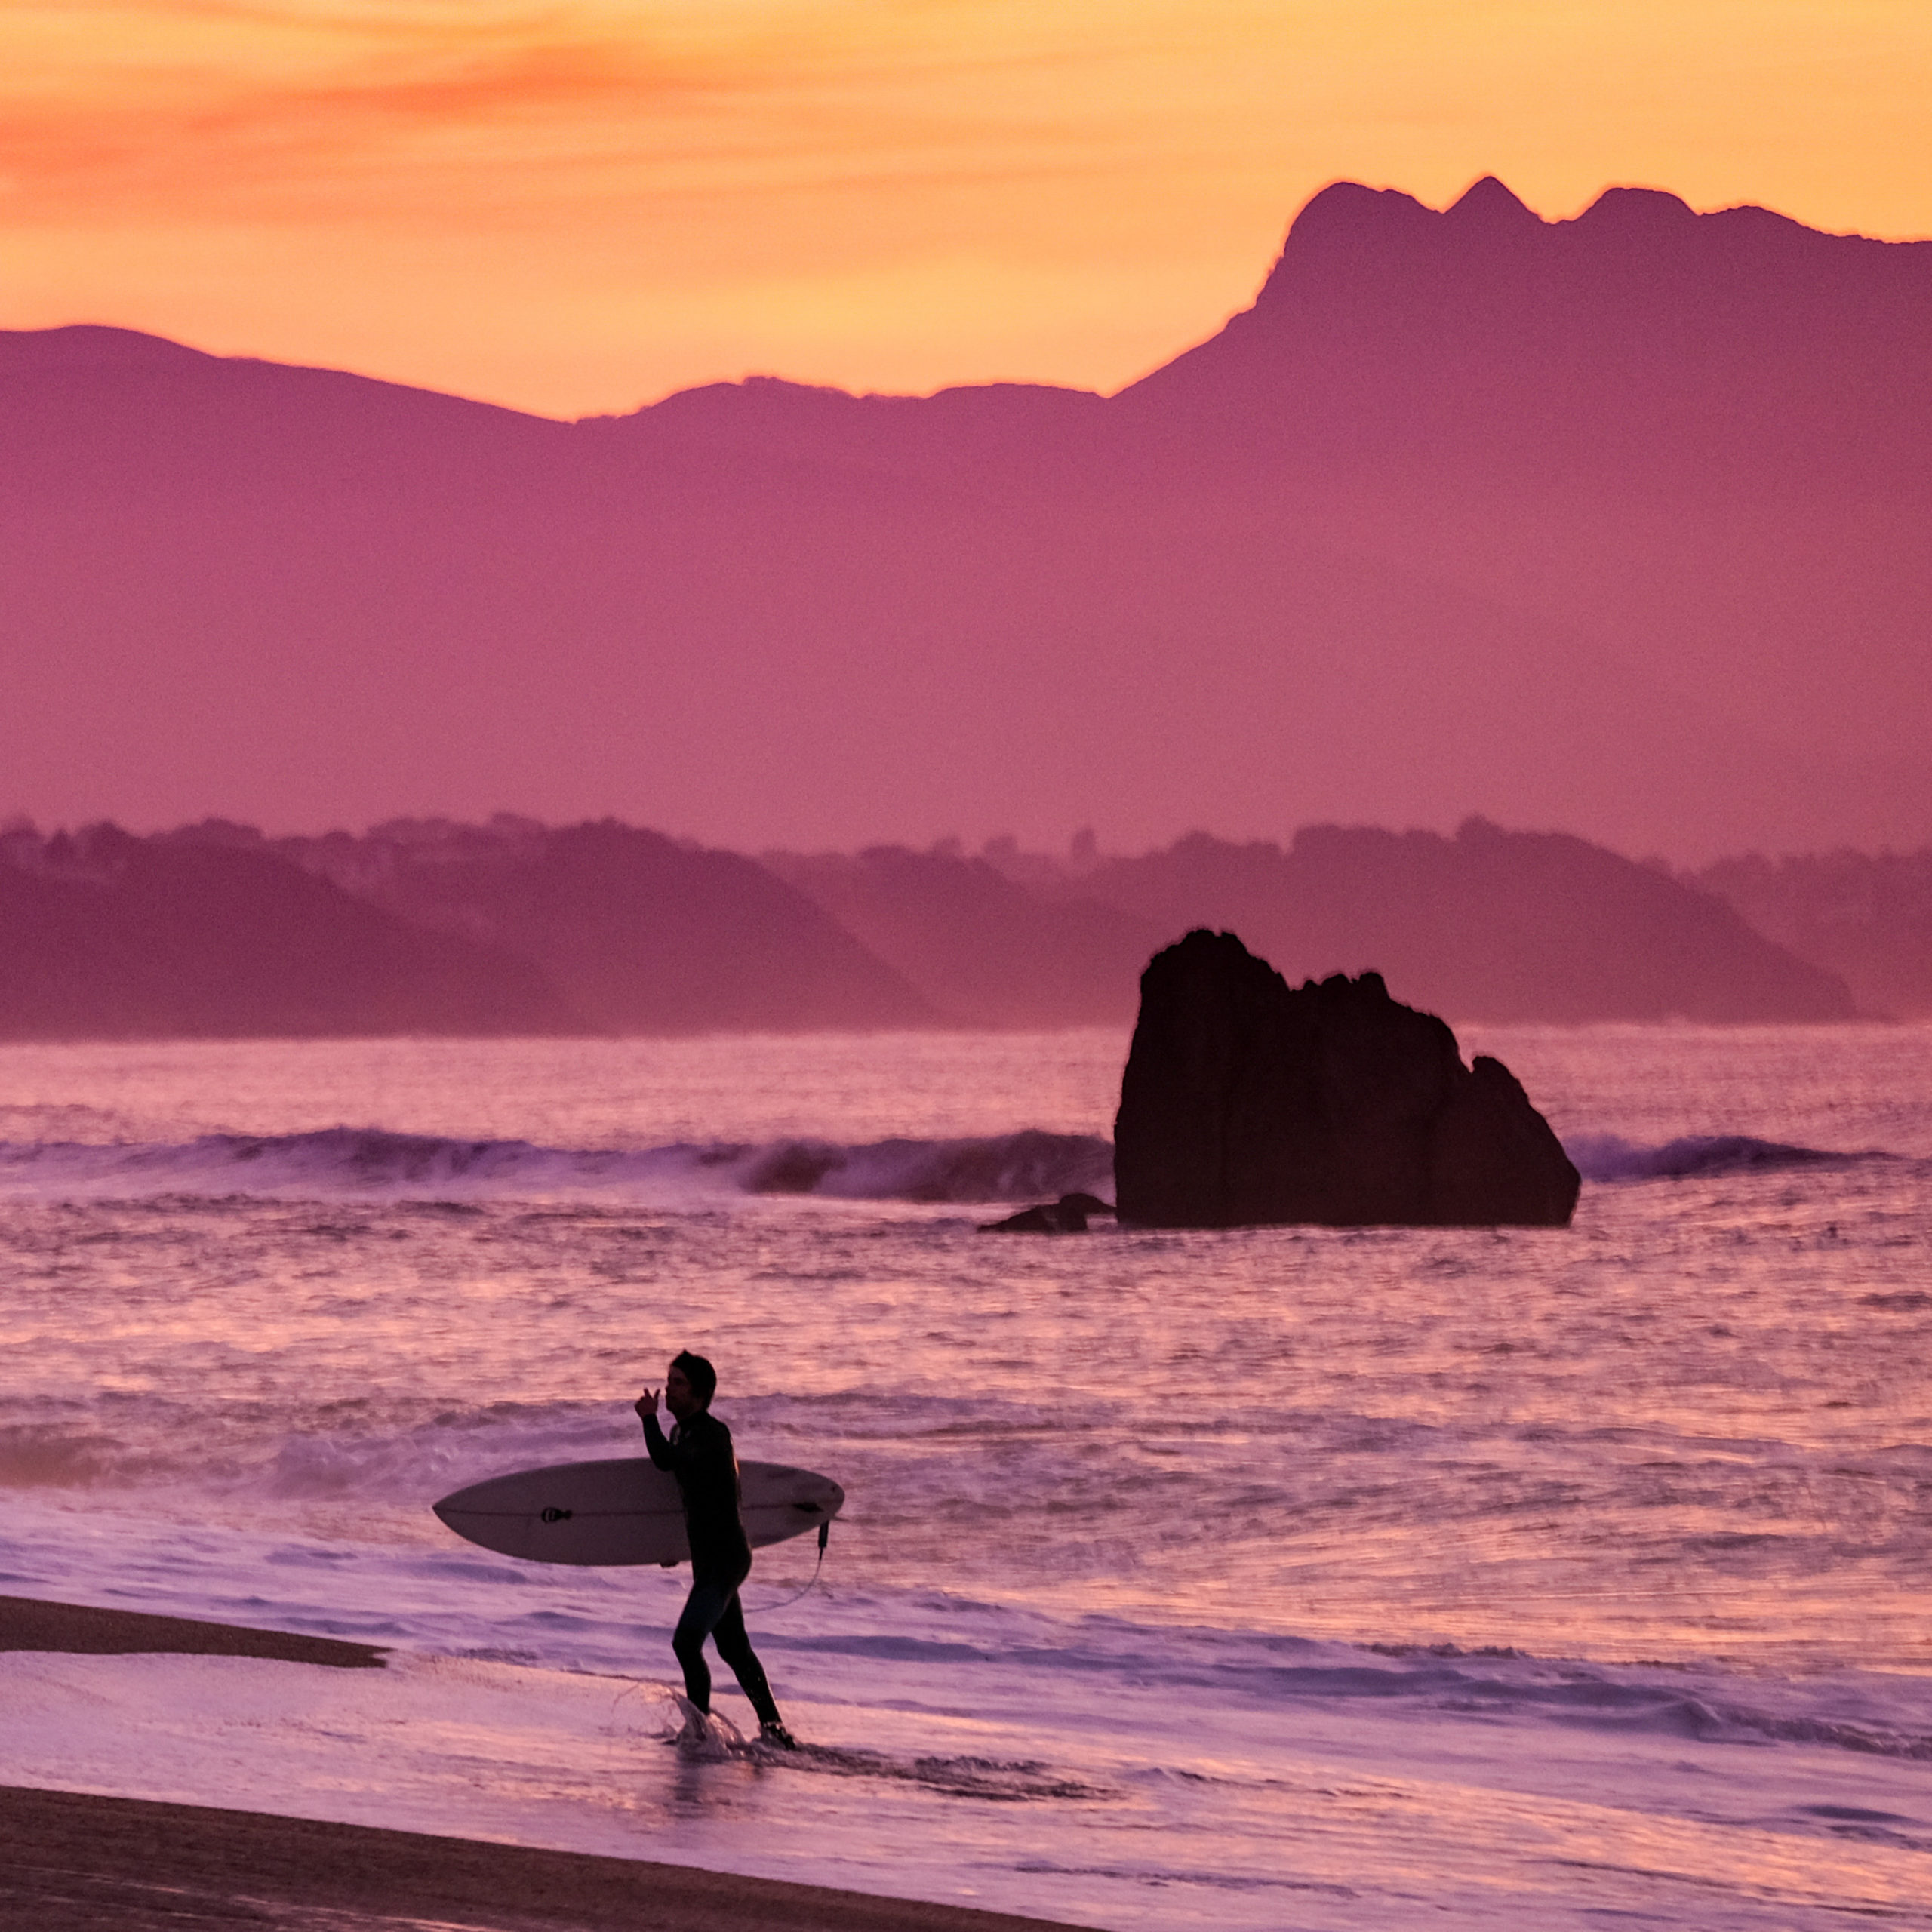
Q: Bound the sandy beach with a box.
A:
[1,1595,1083,1932]
[0,1592,389,1668]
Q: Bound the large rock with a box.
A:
[1114,930,1580,1227]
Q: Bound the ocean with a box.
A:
[2,1024,1930,1929]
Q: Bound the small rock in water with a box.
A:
[980,1191,1116,1234]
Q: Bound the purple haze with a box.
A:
[1,178,1926,860]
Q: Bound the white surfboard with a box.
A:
[432,1456,844,1567]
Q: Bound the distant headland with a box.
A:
[1,814,1916,1040]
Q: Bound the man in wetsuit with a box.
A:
[635,1351,797,1749]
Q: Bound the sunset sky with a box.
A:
[4,2,1930,418]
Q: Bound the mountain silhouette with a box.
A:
[1696,847,1932,1019]
[2,178,1925,859]
[1075,820,1854,1024]
[0,825,571,1038]
[292,818,934,1033]
[0,814,1854,1037]
[765,844,1164,1027]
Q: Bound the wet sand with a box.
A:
[0,1591,388,1667]
[0,1786,1088,1931]
[2,1595,1084,1932]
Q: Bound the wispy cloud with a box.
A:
[0,2,1129,223]
[1,12,758,217]
[3,0,1926,414]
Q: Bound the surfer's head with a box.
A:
[667,1349,717,1416]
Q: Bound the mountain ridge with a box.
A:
[3,177,1926,858]
[0,814,1860,1038]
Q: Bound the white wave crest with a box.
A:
[0,1125,1114,1208]
[1562,1131,1881,1183]
[5,1122,1895,1205]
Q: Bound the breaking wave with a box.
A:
[0,1125,1114,1208]
[1562,1132,1884,1183]
[0,1123,1899,1204]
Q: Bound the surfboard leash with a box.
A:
[752,1517,832,1612]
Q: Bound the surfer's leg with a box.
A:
[709,1589,782,1730]
[672,1580,732,1712]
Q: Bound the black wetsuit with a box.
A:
[641,1407,781,1728]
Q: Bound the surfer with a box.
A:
[636,1352,798,1750]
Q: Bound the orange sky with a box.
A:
[3,2,1929,418]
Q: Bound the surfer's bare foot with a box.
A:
[758,1720,798,1750]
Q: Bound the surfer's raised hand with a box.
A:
[635,1387,660,1420]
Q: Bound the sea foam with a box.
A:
[1561,1131,1878,1182]
[0,1125,1113,1207]
[0,1121,1904,1205]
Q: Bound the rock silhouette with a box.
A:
[980,1192,1116,1234]
[1114,931,1580,1228]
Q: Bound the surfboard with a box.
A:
[432,1457,844,1567]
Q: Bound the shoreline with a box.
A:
[2,1593,1086,1932]
[0,1785,1087,1932]
[0,1590,388,1667]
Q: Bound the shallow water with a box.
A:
[2,1025,1930,1928]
